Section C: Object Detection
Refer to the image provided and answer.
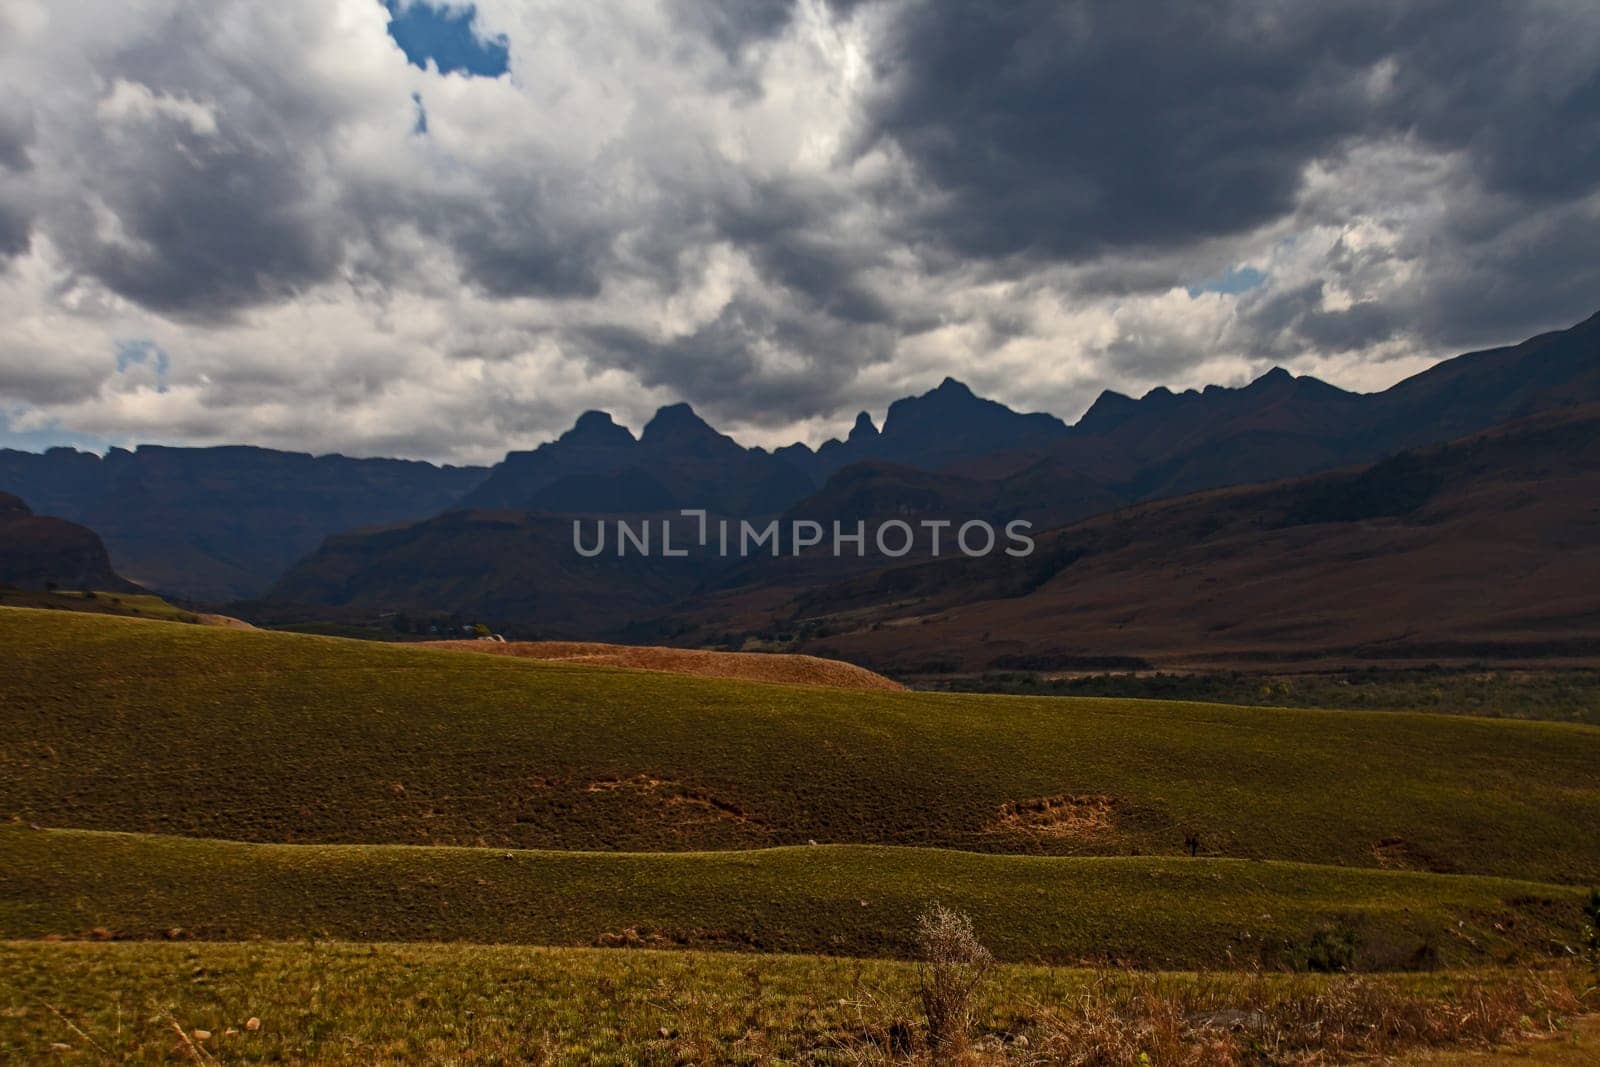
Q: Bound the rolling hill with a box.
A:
[2,826,1582,970]
[3,608,1598,884]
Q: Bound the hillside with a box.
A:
[264,509,722,635]
[0,493,139,594]
[416,639,903,691]
[3,608,1598,882]
[1,826,1581,970]
[709,404,1600,672]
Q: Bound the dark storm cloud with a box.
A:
[580,296,895,425]
[714,178,898,326]
[861,0,1600,264]
[1240,281,1398,358]
[0,197,29,258]
[0,106,33,173]
[63,113,343,317]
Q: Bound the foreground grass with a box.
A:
[3,608,1599,883]
[1,826,1588,970]
[1399,1016,1600,1065]
[1,942,1592,1065]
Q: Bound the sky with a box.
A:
[1,0,1598,463]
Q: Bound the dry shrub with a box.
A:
[916,905,995,1061]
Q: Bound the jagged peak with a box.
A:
[847,411,879,442]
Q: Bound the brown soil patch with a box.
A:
[1372,836,1457,873]
[416,639,904,691]
[582,774,767,831]
[993,794,1118,837]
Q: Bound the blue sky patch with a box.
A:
[383,0,509,77]
[1187,265,1268,298]
[114,339,170,393]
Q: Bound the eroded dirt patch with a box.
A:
[992,794,1118,838]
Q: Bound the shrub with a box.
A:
[1295,925,1359,973]
[914,904,993,1060]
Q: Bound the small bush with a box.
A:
[1294,925,1359,973]
[915,904,993,1060]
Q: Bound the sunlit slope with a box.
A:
[3,607,1598,882]
[0,826,1585,969]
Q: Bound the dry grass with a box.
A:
[415,638,906,690]
[837,967,1596,1065]
[2,941,1594,1065]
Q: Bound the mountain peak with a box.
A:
[1252,366,1295,387]
[847,411,879,442]
[640,402,721,445]
[934,376,975,397]
[558,410,635,448]
[1076,389,1139,431]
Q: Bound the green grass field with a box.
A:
[1,942,1592,1065]
[2,826,1585,969]
[3,607,1599,884]
[5,607,1600,1062]
[0,588,202,623]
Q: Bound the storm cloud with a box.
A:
[0,0,1597,461]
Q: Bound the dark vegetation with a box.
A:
[923,667,1600,725]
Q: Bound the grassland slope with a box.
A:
[0,827,1586,970]
[3,608,1599,882]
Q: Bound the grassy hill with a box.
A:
[3,607,1599,883]
[2,826,1585,969]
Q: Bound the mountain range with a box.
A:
[3,309,1598,648]
[0,446,487,600]
[262,310,1600,655]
